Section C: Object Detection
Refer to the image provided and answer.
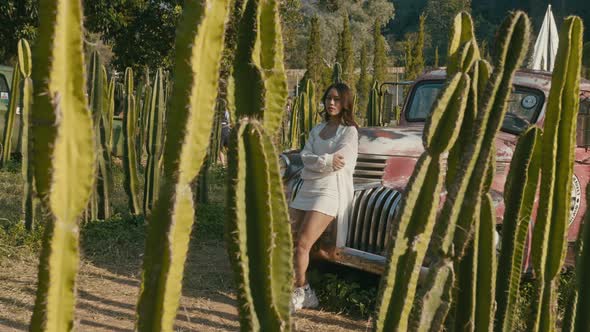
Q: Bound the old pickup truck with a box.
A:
[280,69,590,275]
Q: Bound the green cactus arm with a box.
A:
[259,0,288,137]
[494,126,541,332]
[29,0,95,330]
[233,0,264,120]
[375,154,435,331]
[446,61,480,186]
[474,193,496,332]
[19,39,35,230]
[1,59,21,166]
[135,1,230,330]
[529,16,583,332]
[574,183,590,331]
[228,120,292,330]
[447,12,480,76]
[123,68,141,214]
[143,69,164,214]
[226,122,259,331]
[423,73,470,156]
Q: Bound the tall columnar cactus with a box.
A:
[18,39,35,230]
[409,12,530,330]
[122,67,141,215]
[142,68,165,215]
[135,1,230,330]
[366,81,381,126]
[332,62,342,83]
[228,0,292,330]
[288,96,299,150]
[105,73,115,154]
[1,56,21,166]
[29,0,95,329]
[528,16,583,332]
[87,51,111,220]
[494,126,541,331]
[227,120,293,331]
[86,51,103,221]
[374,72,470,332]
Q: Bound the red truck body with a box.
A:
[282,69,590,274]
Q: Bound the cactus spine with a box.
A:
[18,39,35,230]
[123,68,141,215]
[228,0,292,330]
[528,16,583,332]
[143,68,165,215]
[1,56,21,166]
[374,72,470,332]
[29,0,95,329]
[135,1,230,330]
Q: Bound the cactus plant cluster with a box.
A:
[17,1,589,331]
[374,11,586,332]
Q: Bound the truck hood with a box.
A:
[358,126,425,158]
[358,125,519,163]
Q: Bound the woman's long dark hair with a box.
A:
[322,83,359,128]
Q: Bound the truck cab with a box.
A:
[281,69,590,274]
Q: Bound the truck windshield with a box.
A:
[406,81,544,134]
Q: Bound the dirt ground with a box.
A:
[0,240,370,331]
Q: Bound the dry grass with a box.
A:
[0,160,369,331]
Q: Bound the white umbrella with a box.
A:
[530,5,559,72]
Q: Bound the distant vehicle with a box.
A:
[280,69,590,275]
[0,65,13,112]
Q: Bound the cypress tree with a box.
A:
[404,39,414,80]
[356,43,370,115]
[413,13,425,77]
[306,15,322,87]
[336,13,353,84]
[372,18,387,83]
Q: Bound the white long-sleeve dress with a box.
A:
[290,122,358,247]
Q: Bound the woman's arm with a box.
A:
[300,127,334,173]
[334,127,358,168]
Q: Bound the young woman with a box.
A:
[289,83,359,311]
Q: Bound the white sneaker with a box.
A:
[291,286,305,312]
[301,284,319,309]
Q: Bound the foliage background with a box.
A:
[3,0,587,72]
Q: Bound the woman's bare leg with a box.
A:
[289,208,306,240]
[294,211,335,287]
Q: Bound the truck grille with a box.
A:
[346,184,402,255]
[353,153,389,183]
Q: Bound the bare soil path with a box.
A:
[0,240,370,331]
